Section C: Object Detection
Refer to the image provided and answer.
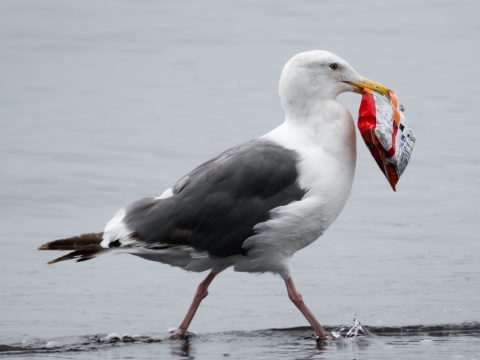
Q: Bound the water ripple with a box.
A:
[2,323,479,356]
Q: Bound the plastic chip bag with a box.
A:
[358,89,415,191]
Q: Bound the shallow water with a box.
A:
[1,0,480,359]
[2,324,480,360]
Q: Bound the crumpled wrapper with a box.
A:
[357,89,416,191]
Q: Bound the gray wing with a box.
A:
[122,139,306,257]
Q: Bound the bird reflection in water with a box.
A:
[170,337,193,359]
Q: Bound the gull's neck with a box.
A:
[264,97,355,157]
[284,98,340,126]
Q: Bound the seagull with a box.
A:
[39,50,388,341]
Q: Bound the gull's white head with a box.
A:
[279,50,388,118]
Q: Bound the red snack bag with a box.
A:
[357,89,415,191]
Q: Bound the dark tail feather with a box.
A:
[38,232,106,264]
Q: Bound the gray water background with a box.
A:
[1,0,479,358]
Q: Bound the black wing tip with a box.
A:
[37,232,104,251]
[38,243,49,250]
[46,249,104,265]
[38,232,104,264]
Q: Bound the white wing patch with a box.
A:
[101,208,132,248]
[102,186,175,249]
[155,187,174,200]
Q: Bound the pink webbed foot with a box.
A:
[169,328,194,340]
[315,332,334,343]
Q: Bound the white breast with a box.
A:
[235,101,356,276]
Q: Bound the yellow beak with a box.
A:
[348,77,390,96]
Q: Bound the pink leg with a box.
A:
[284,276,331,340]
[170,271,217,339]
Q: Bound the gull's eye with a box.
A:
[329,63,339,71]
